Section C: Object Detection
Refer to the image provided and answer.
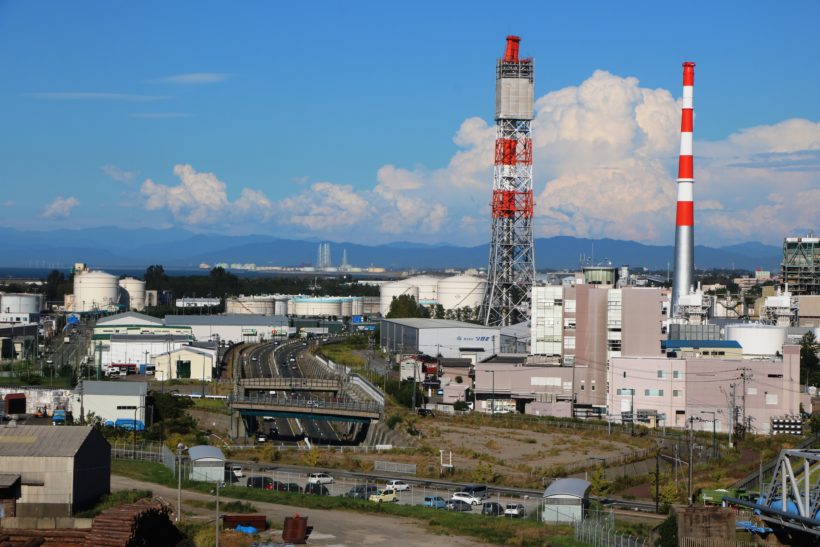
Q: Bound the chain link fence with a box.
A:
[574,515,648,547]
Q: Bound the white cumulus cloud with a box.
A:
[101,164,137,182]
[41,196,79,219]
[140,164,270,224]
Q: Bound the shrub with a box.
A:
[385,414,403,430]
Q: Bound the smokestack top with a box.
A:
[682,62,695,86]
[504,35,521,62]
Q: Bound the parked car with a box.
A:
[304,483,330,496]
[230,465,244,478]
[255,432,268,443]
[504,503,527,518]
[369,489,398,503]
[423,496,447,509]
[417,408,435,417]
[462,484,489,500]
[345,485,379,499]
[481,502,504,516]
[307,472,334,485]
[451,492,483,506]
[385,479,410,492]
[446,499,473,512]
[246,476,273,490]
[280,482,303,493]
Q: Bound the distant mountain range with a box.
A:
[0,227,782,272]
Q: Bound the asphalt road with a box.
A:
[111,474,483,547]
[243,341,342,445]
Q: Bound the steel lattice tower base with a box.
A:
[481,36,535,327]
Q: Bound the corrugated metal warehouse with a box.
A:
[0,425,110,517]
[379,318,501,362]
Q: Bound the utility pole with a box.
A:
[655,448,660,513]
[688,416,694,506]
[740,368,751,437]
[728,383,736,449]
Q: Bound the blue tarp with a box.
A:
[737,521,772,534]
[235,525,258,535]
[113,418,145,431]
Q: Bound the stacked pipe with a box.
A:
[672,61,696,314]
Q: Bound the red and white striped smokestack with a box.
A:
[671,61,695,314]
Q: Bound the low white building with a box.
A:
[188,445,225,482]
[542,478,590,523]
[74,380,148,425]
[164,315,289,344]
[151,346,217,382]
[104,334,192,369]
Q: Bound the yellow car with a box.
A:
[368,489,398,503]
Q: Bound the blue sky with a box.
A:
[1,1,818,246]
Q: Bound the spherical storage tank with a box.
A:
[118,278,146,311]
[0,293,43,314]
[403,275,443,301]
[436,275,487,311]
[74,270,119,312]
[379,282,419,316]
[725,323,786,357]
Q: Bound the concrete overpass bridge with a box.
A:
[230,394,382,426]
[238,377,343,394]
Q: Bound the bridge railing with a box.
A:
[229,394,382,414]
[239,377,344,390]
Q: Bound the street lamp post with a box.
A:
[176,443,187,522]
[490,370,495,418]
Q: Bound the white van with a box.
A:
[231,465,244,478]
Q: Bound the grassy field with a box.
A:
[112,460,583,546]
[314,336,370,369]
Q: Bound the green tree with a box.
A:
[209,267,239,298]
[589,465,611,496]
[144,265,169,290]
[800,331,820,386]
[386,295,428,319]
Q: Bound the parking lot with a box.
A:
[236,468,545,519]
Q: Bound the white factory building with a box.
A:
[164,315,290,344]
[379,275,487,316]
[74,380,148,425]
[151,346,216,382]
[104,334,192,369]
[380,318,501,362]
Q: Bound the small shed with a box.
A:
[542,478,591,523]
[188,445,225,482]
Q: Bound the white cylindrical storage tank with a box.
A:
[403,275,443,301]
[118,278,146,311]
[290,297,342,317]
[725,323,786,357]
[437,275,487,310]
[74,270,119,312]
[340,298,353,317]
[379,282,419,316]
[274,296,290,316]
[0,293,42,314]
[226,297,275,315]
[350,297,363,316]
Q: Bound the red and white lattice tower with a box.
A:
[481,36,535,327]
[671,62,695,315]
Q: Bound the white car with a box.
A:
[451,492,483,505]
[307,472,334,485]
[504,503,527,518]
[385,479,410,492]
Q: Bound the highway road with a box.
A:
[242,340,344,445]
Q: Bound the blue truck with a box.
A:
[52,409,67,425]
